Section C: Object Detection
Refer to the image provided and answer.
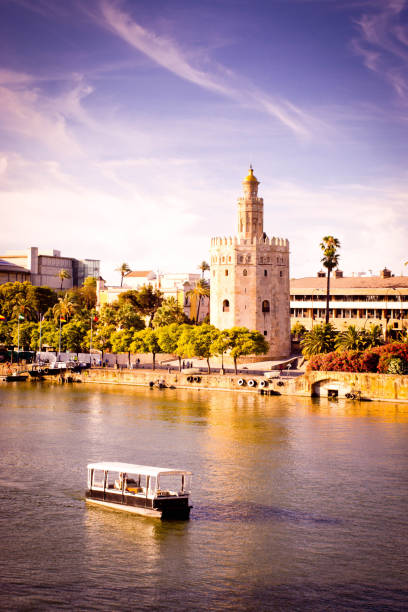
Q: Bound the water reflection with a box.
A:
[0,383,407,611]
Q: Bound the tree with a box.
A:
[58,269,72,291]
[198,261,210,279]
[110,329,135,366]
[187,279,210,324]
[61,320,89,353]
[157,323,189,371]
[0,321,12,345]
[92,324,116,353]
[291,322,307,339]
[300,323,337,359]
[12,295,36,322]
[365,324,384,348]
[335,325,367,351]
[134,285,163,327]
[179,324,218,373]
[31,320,59,351]
[210,329,232,371]
[116,303,145,331]
[11,322,36,350]
[130,328,161,370]
[116,262,131,287]
[227,327,269,374]
[320,236,340,324]
[29,286,58,320]
[53,295,76,322]
[152,297,189,327]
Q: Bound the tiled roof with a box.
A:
[125,270,155,278]
[290,276,408,289]
[0,258,29,273]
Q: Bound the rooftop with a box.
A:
[290,276,408,290]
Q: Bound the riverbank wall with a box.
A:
[79,368,408,402]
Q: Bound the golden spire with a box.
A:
[243,164,259,183]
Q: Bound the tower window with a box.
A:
[264,270,267,277]
[243,269,248,276]
[280,271,283,277]
[228,256,231,262]
[222,299,230,312]
[225,269,228,276]
[262,300,270,313]
[246,255,251,263]
[239,256,243,263]
[264,330,267,336]
[222,256,225,263]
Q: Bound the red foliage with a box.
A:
[306,345,407,373]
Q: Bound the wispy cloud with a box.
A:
[99,0,321,139]
[352,0,408,103]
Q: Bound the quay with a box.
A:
[78,367,408,403]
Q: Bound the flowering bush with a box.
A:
[306,343,407,374]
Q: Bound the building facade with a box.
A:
[0,247,100,289]
[210,167,291,358]
[97,272,209,322]
[290,268,408,336]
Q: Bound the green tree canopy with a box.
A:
[335,325,367,351]
[210,329,232,371]
[156,323,190,370]
[152,297,189,327]
[180,323,219,373]
[130,328,161,370]
[227,327,269,374]
[53,295,77,322]
[12,322,36,350]
[300,323,337,359]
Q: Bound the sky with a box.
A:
[0,0,407,284]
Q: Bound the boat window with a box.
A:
[92,469,105,488]
[158,473,191,496]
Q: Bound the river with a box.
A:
[0,382,407,611]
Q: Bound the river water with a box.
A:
[0,382,407,611]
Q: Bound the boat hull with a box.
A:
[85,489,191,520]
[86,497,162,518]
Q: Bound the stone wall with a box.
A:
[79,368,408,403]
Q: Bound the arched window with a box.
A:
[225,269,229,276]
[262,300,270,313]
[228,256,231,262]
[246,255,251,263]
[222,299,230,312]
[239,256,243,263]
[243,269,248,276]
[264,270,267,277]
[222,256,225,263]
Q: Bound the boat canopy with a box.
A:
[87,462,191,478]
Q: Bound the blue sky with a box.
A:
[1,0,407,283]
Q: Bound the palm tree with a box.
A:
[116,262,131,287]
[335,325,366,351]
[300,323,337,359]
[186,279,210,324]
[58,269,72,291]
[320,236,340,324]
[198,261,210,279]
[365,324,384,348]
[12,296,36,322]
[53,295,76,322]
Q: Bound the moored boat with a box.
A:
[85,462,192,520]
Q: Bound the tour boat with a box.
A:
[85,462,192,519]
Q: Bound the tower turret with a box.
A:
[238,165,264,239]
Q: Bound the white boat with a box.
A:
[85,462,192,519]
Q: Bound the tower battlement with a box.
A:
[210,236,289,248]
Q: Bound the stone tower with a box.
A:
[210,167,290,358]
